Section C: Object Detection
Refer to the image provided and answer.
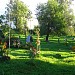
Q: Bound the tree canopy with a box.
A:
[36,0,75,41]
[5,0,31,32]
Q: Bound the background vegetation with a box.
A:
[0,0,75,75]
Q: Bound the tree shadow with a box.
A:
[40,39,72,52]
[42,53,64,59]
[41,53,75,60]
[10,49,30,59]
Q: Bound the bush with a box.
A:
[72,46,75,51]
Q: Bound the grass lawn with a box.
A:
[0,35,75,75]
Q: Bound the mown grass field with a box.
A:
[0,35,75,75]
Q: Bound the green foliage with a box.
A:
[36,0,75,36]
[34,26,40,34]
[65,26,75,36]
[6,0,31,32]
[0,15,5,24]
[0,24,10,36]
[0,30,5,39]
[0,44,8,57]
[0,14,11,36]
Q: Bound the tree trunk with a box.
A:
[46,34,49,42]
[45,23,50,42]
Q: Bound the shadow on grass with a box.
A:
[41,53,75,60]
[9,49,30,59]
[20,37,73,52]
[0,59,75,75]
[42,53,65,59]
[10,50,29,57]
[40,40,72,52]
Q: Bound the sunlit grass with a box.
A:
[7,47,75,66]
[1,35,75,75]
[8,35,75,65]
[8,49,29,59]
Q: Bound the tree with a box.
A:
[36,0,75,41]
[0,14,10,36]
[57,0,75,35]
[5,0,31,32]
[0,15,5,24]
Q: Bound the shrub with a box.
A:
[72,46,75,51]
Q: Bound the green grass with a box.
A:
[0,35,75,75]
